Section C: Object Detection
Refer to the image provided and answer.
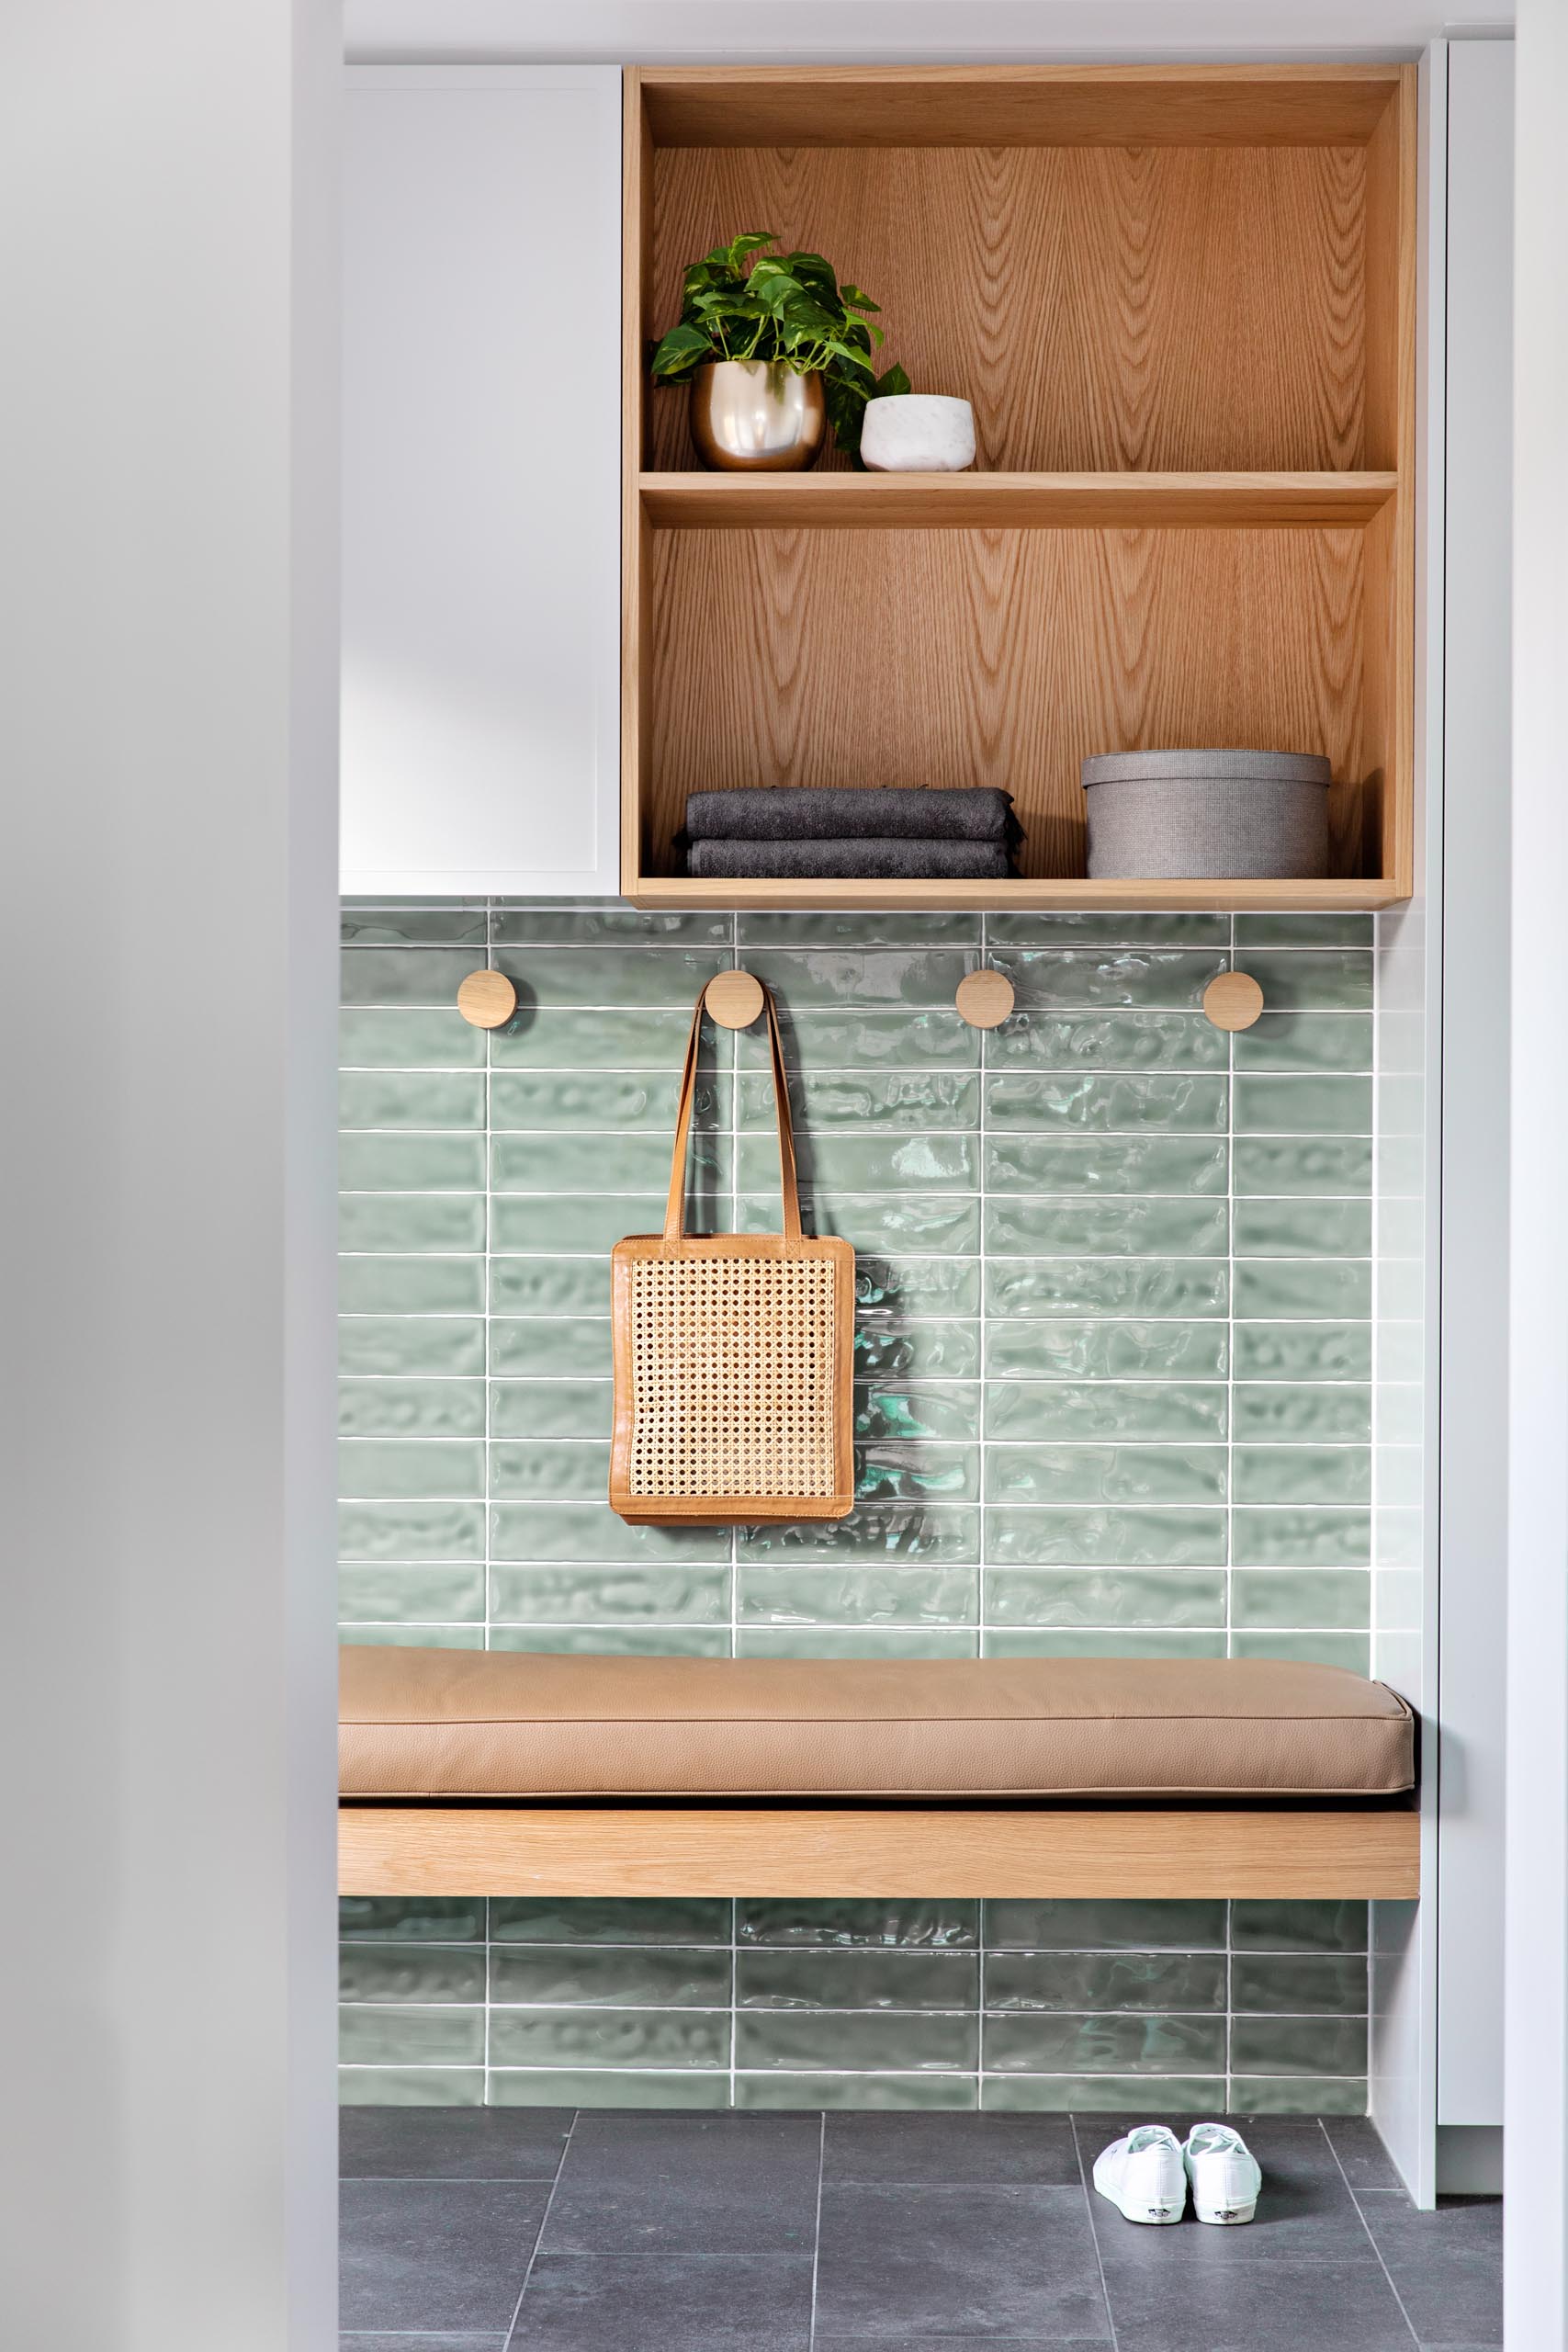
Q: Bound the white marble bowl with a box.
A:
[861,393,976,472]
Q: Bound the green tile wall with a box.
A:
[339,900,1376,2112]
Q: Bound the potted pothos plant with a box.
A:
[649,232,910,469]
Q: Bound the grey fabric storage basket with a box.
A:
[1082,748,1332,879]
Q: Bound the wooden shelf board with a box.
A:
[626,876,1408,913]
[640,471,1399,533]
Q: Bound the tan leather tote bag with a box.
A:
[609,981,854,1525]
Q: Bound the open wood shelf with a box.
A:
[622,63,1416,911]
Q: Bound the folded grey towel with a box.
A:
[687,836,1017,881]
[683,786,1021,845]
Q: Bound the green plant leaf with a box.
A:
[649,321,716,379]
[874,361,913,400]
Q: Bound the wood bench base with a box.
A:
[340,1804,1420,1901]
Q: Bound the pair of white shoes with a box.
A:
[1093,2122,1262,2227]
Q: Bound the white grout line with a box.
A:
[1320,2117,1422,2344]
[807,2109,826,2352]
[1069,2113,1123,2352]
[500,2104,581,2338]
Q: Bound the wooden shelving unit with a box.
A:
[621,64,1416,911]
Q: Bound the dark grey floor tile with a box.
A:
[340,2178,549,2332]
[1077,2112,1343,2181]
[1098,2253,1416,2350]
[541,2111,819,2255]
[1325,2115,1407,2192]
[508,2253,813,2349]
[816,2340,1107,2350]
[340,2105,572,2179]
[825,2110,1079,2187]
[1088,2128,1361,2263]
[816,2183,1111,2342]
[1358,2192,1503,2346]
[341,2338,507,2349]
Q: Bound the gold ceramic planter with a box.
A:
[690,361,827,471]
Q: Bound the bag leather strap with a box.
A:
[662,980,802,1248]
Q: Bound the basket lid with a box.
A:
[1082,748,1332,788]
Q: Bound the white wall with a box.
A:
[0,4,339,2346]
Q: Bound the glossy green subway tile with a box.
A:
[737,1951,979,2011]
[1227,2075,1366,2115]
[739,1009,979,1073]
[736,911,981,948]
[488,1502,728,1566]
[340,1315,486,1375]
[342,1894,486,1941]
[491,945,728,1008]
[982,1628,1227,1660]
[1233,914,1373,949]
[490,1258,612,1316]
[491,1133,728,1196]
[986,1383,1226,1442]
[855,1384,979,1442]
[340,1624,484,1648]
[490,1945,731,2007]
[740,1132,976,1198]
[854,1258,981,1317]
[338,1566,484,1623]
[986,1321,1229,1380]
[1231,1630,1371,1671]
[985,1074,1228,1135]
[985,1135,1229,1198]
[1233,1075,1373,1135]
[487,2007,731,2068]
[984,1568,1225,1630]
[490,1005,717,1069]
[491,2068,731,2109]
[340,1007,487,1069]
[735,2009,978,2073]
[339,2066,486,2105]
[1233,1136,1373,1196]
[739,1071,979,1130]
[1231,1954,1369,2014]
[737,1626,977,1658]
[987,913,1233,949]
[984,1900,1226,1951]
[1234,1322,1371,1381]
[983,2013,1226,2075]
[985,1445,1226,1507]
[738,1507,980,1566]
[1229,1901,1369,1953]
[1232,1198,1372,1256]
[1234,1260,1371,1318]
[739,1900,978,1949]
[986,1508,1227,1568]
[491,1194,667,1254]
[490,1380,612,1439]
[739,1193,981,1257]
[489,1563,728,1624]
[491,906,733,944]
[738,2073,977,2111]
[489,1624,729,1657]
[986,1261,1218,1322]
[1228,2015,1368,2076]
[980,2074,1224,2113]
[984,1952,1227,2012]
[342,947,485,1005]
[339,1134,486,1194]
[489,1317,612,1376]
[856,1442,977,1503]
[491,1069,729,1134]
[339,1257,485,1315]
[1231,1012,1373,1073]
[340,1945,487,2003]
[1234,1447,1370,1506]
[339,1378,485,1438]
[340,1195,487,1253]
[985,1199,1229,1259]
[1232,1507,1371,1566]
[340,1438,485,1500]
[987,1012,1224,1072]
[1231,1569,1371,1630]
[339,1500,484,1562]
[740,947,972,1010]
[854,1321,980,1380]
[343,905,489,946]
[491,1898,731,1945]
[338,2007,485,2065]
[736,1563,976,1627]
[1238,950,1372,1012]
[991,950,1230,1011]
[339,1070,486,1131]
[1233,1384,1371,1442]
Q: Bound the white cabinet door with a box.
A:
[342,67,620,895]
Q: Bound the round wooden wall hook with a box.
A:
[456,968,519,1029]
[955,967,1015,1030]
[705,969,766,1029]
[1202,971,1266,1032]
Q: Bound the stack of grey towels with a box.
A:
[680,787,1023,881]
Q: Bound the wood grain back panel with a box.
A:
[647,144,1367,473]
[647,526,1367,879]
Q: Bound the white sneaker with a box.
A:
[1182,2122,1262,2224]
[1092,2124,1188,2224]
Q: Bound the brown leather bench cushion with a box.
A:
[339,1648,1414,1801]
